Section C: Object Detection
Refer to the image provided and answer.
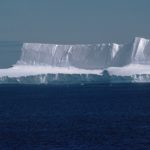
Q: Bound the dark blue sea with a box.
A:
[0,84,150,150]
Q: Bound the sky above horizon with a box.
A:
[0,0,150,43]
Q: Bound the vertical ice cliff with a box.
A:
[131,37,150,64]
[111,43,120,59]
[16,37,150,69]
[17,43,122,69]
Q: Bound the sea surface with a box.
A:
[0,83,150,149]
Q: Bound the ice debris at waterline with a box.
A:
[1,37,150,84]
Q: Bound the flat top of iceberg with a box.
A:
[108,64,150,76]
[0,66,102,78]
[1,64,150,78]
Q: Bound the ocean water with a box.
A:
[0,84,150,149]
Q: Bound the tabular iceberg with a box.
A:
[0,37,150,84]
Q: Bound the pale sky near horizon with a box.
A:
[0,0,150,43]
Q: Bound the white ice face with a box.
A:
[16,37,150,69]
[17,43,122,69]
[131,37,150,63]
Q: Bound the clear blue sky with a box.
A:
[0,0,150,43]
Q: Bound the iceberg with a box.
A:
[0,37,150,84]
